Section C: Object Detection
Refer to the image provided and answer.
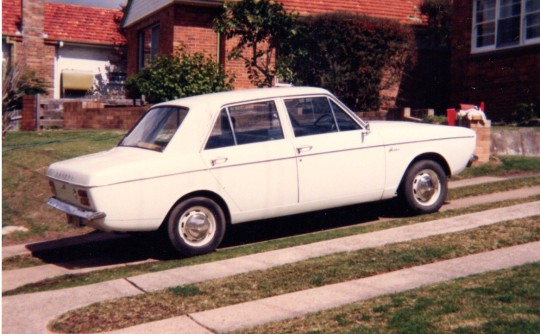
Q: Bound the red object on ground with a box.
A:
[446,108,456,126]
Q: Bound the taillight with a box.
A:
[49,180,57,197]
[78,190,90,206]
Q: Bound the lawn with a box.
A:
[2,130,125,243]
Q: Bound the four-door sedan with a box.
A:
[47,87,476,256]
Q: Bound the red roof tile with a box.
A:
[280,0,425,24]
[2,0,125,45]
[44,3,125,45]
[2,0,22,36]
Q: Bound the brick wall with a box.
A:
[15,0,55,94]
[21,95,37,131]
[451,1,540,122]
[63,101,147,130]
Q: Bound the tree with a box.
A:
[125,49,234,104]
[420,0,453,47]
[214,0,298,87]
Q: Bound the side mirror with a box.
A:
[364,121,371,133]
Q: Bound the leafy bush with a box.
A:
[125,50,235,104]
[3,63,48,137]
[422,115,448,124]
[513,103,539,124]
[420,0,452,47]
[2,63,47,112]
[285,13,416,112]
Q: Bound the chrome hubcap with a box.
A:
[412,169,441,206]
[179,206,215,246]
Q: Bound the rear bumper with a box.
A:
[47,197,106,222]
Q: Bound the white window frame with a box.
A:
[472,0,540,53]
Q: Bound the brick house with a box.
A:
[2,0,125,99]
[122,0,426,92]
[451,0,540,122]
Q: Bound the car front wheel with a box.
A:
[401,160,447,214]
[167,197,226,256]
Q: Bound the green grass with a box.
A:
[240,262,540,334]
[457,156,540,179]
[2,130,124,241]
[49,216,540,333]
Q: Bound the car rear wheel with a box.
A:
[401,160,447,214]
[167,197,226,256]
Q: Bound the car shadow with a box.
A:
[27,199,411,269]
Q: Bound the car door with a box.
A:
[283,96,385,205]
[200,100,298,218]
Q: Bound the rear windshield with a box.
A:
[119,106,188,151]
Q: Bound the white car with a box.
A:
[47,87,476,256]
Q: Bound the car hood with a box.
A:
[368,121,475,144]
[47,147,183,187]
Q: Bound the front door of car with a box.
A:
[283,96,385,205]
[201,100,298,215]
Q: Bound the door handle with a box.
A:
[296,145,313,154]
[211,157,228,166]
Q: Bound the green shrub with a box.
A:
[423,115,448,124]
[420,0,452,47]
[285,13,416,112]
[125,50,235,104]
[513,103,539,124]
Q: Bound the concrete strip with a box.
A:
[2,258,155,292]
[2,202,539,334]
[448,176,506,189]
[443,185,540,211]
[107,316,212,334]
[2,279,141,334]
[189,242,540,333]
[129,201,540,292]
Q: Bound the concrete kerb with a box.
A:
[3,201,540,334]
[125,242,540,334]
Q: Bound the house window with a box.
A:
[2,37,12,67]
[138,24,160,70]
[472,0,540,52]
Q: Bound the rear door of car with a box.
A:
[282,96,386,205]
[200,99,298,216]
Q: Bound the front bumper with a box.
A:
[47,197,106,222]
[467,154,479,167]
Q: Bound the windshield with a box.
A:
[120,106,188,151]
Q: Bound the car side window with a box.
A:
[329,99,361,132]
[205,100,284,149]
[284,97,338,137]
[284,97,360,137]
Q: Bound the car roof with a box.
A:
[153,86,332,110]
